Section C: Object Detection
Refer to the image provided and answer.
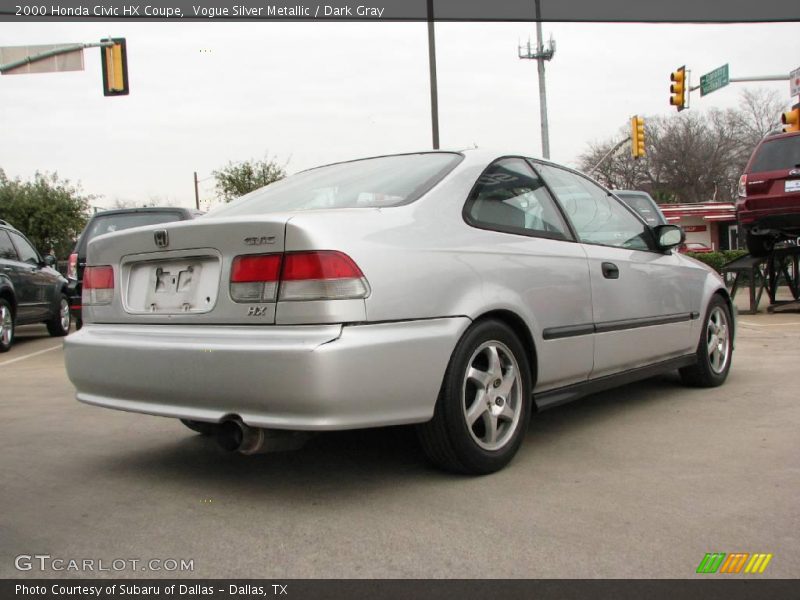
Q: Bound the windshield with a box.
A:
[614,192,666,226]
[210,152,463,217]
[749,136,800,172]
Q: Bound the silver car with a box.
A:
[64,150,734,474]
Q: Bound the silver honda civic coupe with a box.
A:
[64,150,734,474]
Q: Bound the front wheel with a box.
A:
[0,299,14,353]
[46,294,71,337]
[679,295,733,387]
[417,319,532,475]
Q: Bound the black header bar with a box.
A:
[1,0,798,22]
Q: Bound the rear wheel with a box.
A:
[0,299,14,353]
[46,294,71,337]
[180,419,218,436]
[679,295,733,387]
[745,230,774,258]
[417,319,532,475]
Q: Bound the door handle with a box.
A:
[601,262,619,279]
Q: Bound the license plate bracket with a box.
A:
[125,256,220,314]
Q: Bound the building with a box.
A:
[658,202,739,250]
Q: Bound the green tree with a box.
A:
[0,170,91,259]
[212,155,287,203]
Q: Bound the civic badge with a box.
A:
[154,230,169,248]
[790,169,800,176]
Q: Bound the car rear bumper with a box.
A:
[64,318,470,430]
[737,201,800,231]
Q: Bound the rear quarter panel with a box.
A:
[283,156,596,390]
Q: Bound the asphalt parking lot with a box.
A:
[1,304,798,579]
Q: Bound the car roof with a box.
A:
[0,219,21,233]
[761,130,800,141]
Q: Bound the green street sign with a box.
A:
[700,64,730,97]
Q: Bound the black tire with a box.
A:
[417,319,532,475]
[180,419,218,436]
[0,298,14,353]
[46,293,71,337]
[745,230,774,258]
[679,295,733,387]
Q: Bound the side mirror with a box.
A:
[44,255,56,267]
[654,224,685,250]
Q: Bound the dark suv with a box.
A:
[67,207,201,327]
[736,130,800,257]
[0,219,71,352]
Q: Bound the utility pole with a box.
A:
[519,0,555,159]
[193,172,200,210]
[427,0,439,150]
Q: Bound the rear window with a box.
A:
[210,152,463,217]
[81,212,185,251]
[749,136,800,173]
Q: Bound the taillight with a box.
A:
[229,251,369,303]
[738,174,747,198]
[82,265,114,305]
[280,251,369,301]
[67,252,78,280]
[230,254,282,302]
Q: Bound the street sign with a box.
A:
[700,63,730,97]
[791,66,800,98]
[0,44,84,75]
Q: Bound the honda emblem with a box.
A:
[154,230,169,248]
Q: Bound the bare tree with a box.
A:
[577,89,789,204]
[577,126,650,192]
[736,88,787,145]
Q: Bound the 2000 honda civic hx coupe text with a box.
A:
[64,150,735,474]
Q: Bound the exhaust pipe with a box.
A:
[217,418,311,454]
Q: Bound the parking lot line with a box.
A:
[737,319,800,327]
[0,344,61,367]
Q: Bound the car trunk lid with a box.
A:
[83,215,289,325]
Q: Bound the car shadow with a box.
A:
[80,372,688,496]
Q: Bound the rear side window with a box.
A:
[0,230,18,260]
[464,158,570,240]
[211,153,463,216]
[81,212,185,253]
[749,137,800,172]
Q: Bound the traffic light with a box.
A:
[100,38,128,96]
[670,66,686,112]
[631,115,645,159]
[782,105,800,133]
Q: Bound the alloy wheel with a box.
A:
[706,306,730,375]
[1,304,12,346]
[462,340,523,451]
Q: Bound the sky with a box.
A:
[1,20,798,210]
